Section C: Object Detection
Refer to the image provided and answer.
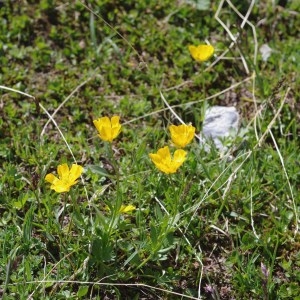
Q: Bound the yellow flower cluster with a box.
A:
[45,40,213,189]
[149,124,196,174]
[44,41,212,217]
[45,116,121,193]
[45,116,134,214]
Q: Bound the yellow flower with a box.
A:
[45,163,83,193]
[188,44,214,62]
[169,124,196,148]
[119,204,136,214]
[149,146,187,174]
[105,204,136,214]
[93,116,121,142]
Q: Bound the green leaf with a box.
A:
[185,0,211,10]
[86,164,109,176]
[77,286,89,298]
[13,194,29,210]
[23,205,35,243]
[150,223,158,245]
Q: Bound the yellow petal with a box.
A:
[51,182,71,193]
[57,163,69,180]
[111,116,120,126]
[93,117,109,134]
[119,204,136,213]
[99,116,111,127]
[173,149,187,163]
[100,126,110,141]
[156,146,171,160]
[45,173,58,184]
[69,164,84,182]
[93,119,101,132]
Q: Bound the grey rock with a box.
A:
[259,43,273,62]
[202,106,239,151]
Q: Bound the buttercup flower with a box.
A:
[149,146,187,174]
[105,204,136,214]
[45,163,83,193]
[188,44,214,62]
[93,116,121,142]
[119,204,136,214]
[169,124,196,148]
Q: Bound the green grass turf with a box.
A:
[0,1,300,299]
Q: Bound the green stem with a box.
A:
[168,175,182,226]
[105,142,119,182]
[67,190,76,235]
[105,142,122,236]
[61,193,68,229]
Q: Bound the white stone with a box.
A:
[259,43,272,62]
[202,106,239,151]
